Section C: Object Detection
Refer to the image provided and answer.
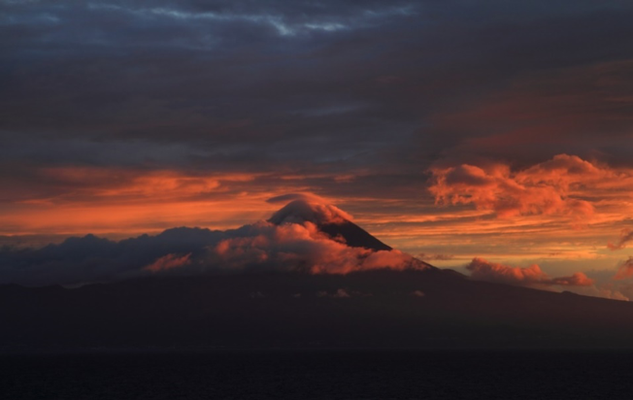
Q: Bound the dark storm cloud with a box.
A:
[1,0,633,210]
[0,227,226,286]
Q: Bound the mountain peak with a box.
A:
[268,198,392,252]
[268,199,352,226]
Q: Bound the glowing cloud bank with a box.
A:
[466,257,594,288]
[429,154,630,219]
[0,198,425,286]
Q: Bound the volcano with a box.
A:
[269,199,392,252]
[2,199,633,351]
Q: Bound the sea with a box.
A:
[1,350,632,399]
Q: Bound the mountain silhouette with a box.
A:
[269,199,392,251]
[2,199,633,351]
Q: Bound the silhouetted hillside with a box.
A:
[3,269,633,352]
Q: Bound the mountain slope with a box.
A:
[1,198,631,351]
[268,199,392,251]
[2,269,633,351]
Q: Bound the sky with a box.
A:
[1,1,633,296]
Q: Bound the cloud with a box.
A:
[613,257,633,280]
[317,288,351,298]
[267,193,331,204]
[144,253,192,272]
[2,0,633,269]
[466,257,594,287]
[418,253,454,261]
[268,197,353,225]
[0,228,225,286]
[608,229,633,251]
[555,268,631,301]
[429,154,627,219]
[0,197,425,286]
[466,258,547,285]
[1,0,633,301]
[597,288,630,302]
[548,272,595,287]
[266,192,331,205]
[211,219,419,274]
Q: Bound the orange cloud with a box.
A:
[613,257,633,280]
[0,166,305,235]
[2,158,632,292]
[37,166,259,201]
[212,220,422,275]
[429,154,630,220]
[548,272,595,287]
[466,257,593,287]
[144,253,192,272]
[267,193,353,224]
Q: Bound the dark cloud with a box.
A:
[0,227,225,286]
[2,0,632,181]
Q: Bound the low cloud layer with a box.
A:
[466,257,594,288]
[0,199,424,286]
[210,219,416,274]
[267,195,353,225]
[144,253,192,272]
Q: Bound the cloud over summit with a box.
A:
[268,195,353,225]
[0,197,422,286]
[207,197,417,274]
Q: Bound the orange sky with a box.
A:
[2,0,633,296]
[2,155,632,292]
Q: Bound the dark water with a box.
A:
[1,350,632,399]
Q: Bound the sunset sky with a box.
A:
[1,1,633,296]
